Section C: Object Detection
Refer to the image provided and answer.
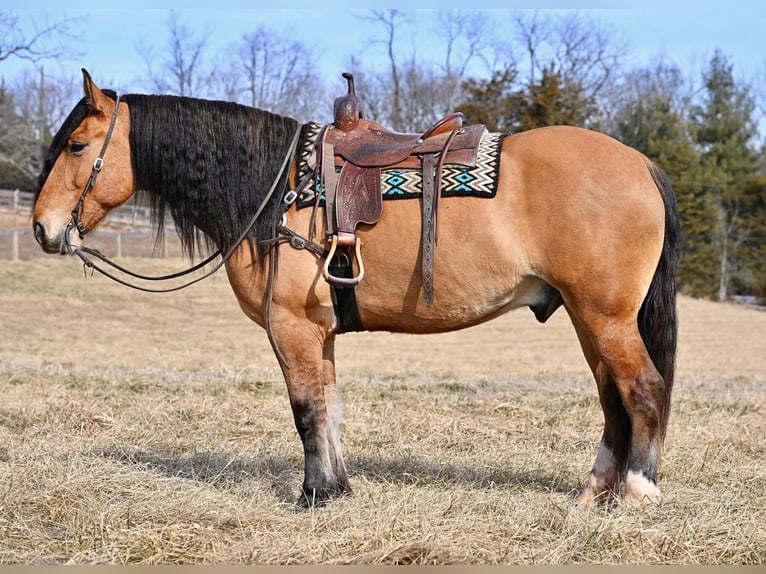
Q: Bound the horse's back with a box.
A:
[282,125,667,334]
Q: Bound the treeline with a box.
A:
[1,10,764,301]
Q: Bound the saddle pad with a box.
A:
[295,122,510,208]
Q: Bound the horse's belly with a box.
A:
[354,259,551,334]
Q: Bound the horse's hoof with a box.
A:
[296,485,351,508]
[574,488,614,508]
[574,489,597,508]
[623,470,662,506]
[574,472,616,508]
[297,490,329,509]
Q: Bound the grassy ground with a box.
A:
[0,253,764,564]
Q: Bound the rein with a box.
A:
[69,105,304,294]
[68,105,309,368]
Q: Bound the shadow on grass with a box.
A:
[349,454,578,497]
[95,446,578,503]
[95,446,300,503]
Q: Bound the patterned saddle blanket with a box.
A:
[294,122,509,209]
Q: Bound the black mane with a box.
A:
[38,90,302,261]
[124,94,300,259]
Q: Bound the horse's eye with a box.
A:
[69,142,87,156]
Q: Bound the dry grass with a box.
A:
[1,252,765,564]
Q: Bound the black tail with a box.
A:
[639,161,682,440]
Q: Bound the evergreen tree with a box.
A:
[614,63,717,297]
[0,83,38,190]
[517,63,596,130]
[691,50,763,301]
[456,66,522,132]
[731,175,766,298]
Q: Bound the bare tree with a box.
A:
[552,12,628,102]
[342,56,388,123]
[350,10,495,132]
[0,67,79,189]
[359,9,409,129]
[510,10,627,128]
[11,67,80,137]
[0,85,38,186]
[137,10,213,97]
[345,55,465,133]
[513,11,552,86]
[0,10,82,188]
[215,27,325,121]
[398,60,445,130]
[0,10,81,64]
[436,10,495,112]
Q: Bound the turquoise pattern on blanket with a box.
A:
[294,122,508,208]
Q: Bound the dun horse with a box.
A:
[33,70,680,508]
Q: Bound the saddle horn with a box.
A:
[333,72,364,133]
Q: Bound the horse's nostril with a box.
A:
[33,221,47,246]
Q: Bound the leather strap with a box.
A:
[420,127,461,306]
[421,153,436,306]
[322,138,339,236]
[432,127,460,245]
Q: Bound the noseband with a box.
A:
[70,94,122,239]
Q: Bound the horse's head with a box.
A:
[33,69,133,254]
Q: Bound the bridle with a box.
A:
[64,91,318,367]
[70,94,122,240]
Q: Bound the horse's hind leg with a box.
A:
[571,309,666,506]
[568,312,630,506]
[276,327,351,507]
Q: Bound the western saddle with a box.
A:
[315,73,485,305]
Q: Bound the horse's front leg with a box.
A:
[275,324,351,507]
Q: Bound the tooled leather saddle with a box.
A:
[315,73,485,305]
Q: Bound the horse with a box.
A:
[33,70,680,508]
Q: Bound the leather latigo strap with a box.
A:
[421,153,437,306]
[420,127,461,305]
[321,137,339,235]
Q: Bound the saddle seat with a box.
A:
[331,112,465,168]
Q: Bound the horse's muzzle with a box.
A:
[33,220,75,255]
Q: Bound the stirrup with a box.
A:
[322,234,365,287]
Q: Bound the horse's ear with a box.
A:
[81,68,111,113]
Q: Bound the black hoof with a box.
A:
[297,485,351,508]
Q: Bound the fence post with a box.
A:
[12,231,19,261]
[115,232,122,258]
[13,189,19,212]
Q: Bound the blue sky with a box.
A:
[3,2,765,96]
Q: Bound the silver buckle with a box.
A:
[283,189,298,206]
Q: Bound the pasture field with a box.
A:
[1,248,765,563]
